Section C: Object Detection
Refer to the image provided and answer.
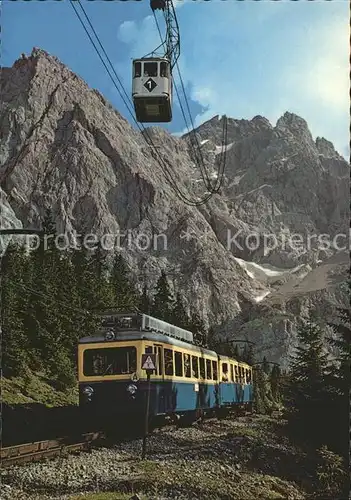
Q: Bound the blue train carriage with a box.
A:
[218,355,253,414]
[78,313,253,428]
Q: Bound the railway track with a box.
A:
[1,432,105,467]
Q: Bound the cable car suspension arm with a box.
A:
[151,0,180,70]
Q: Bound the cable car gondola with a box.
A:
[132,0,179,123]
[132,57,172,123]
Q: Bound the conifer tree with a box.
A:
[171,292,190,329]
[270,364,281,403]
[151,271,174,322]
[189,310,207,347]
[110,253,138,312]
[232,344,240,360]
[139,284,152,315]
[262,356,271,375]
[285,320,334,446]
[207,326,217,351]
[27,209,66,373]
[253,365,275,414]
[327,295,351,459]
[2,243,29,376]
[86,242,115,313]
[242,343,255,364]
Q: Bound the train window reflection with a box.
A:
[222,363,229,382]
[192,356,199,378]
[156,345,163,375]
[212,360,218,380]
[175,351,183,377]
[206,359,212,380]
[83,347,136,376]
[199,358,206,379]
[184,353,191,378]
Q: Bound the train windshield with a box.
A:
[83,347,137,376]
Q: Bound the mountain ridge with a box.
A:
[1,47,349,367]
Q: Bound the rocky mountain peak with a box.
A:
[315,137,340,159]
[275,111,313,143]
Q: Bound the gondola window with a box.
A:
[144,62,157,77]
[83,347,136,376]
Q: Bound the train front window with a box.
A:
[83,347,136,376]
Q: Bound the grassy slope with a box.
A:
[1,372,78,407]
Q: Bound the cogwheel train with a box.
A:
[78,313,253,428]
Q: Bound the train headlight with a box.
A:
[82,386,94,397]
[105,330,115,341]
[126,384,137,395]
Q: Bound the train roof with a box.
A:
[217,354,251,368]
[79,330,218,358]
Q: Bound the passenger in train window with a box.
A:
[184,353,191,377]
[222,363,229,382]
[192,356,199,378]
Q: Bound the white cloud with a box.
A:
[286,19,349,112]
[173,0,191,9]
[117,15,159,57]
[117,20,138,44]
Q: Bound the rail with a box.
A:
[1,432,105,467]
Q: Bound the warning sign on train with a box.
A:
[141,354,156,371]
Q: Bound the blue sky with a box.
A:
[2,0,349,158]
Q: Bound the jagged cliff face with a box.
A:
[0,188,23,256]
[1,49,349,367]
